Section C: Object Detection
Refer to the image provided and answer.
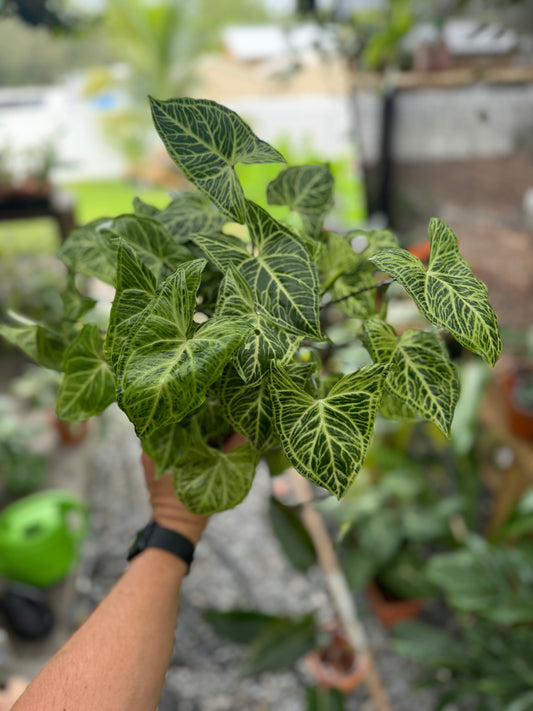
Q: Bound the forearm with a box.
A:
[12,548,186,711]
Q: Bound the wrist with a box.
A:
[127,521,196,571]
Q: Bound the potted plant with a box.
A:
[0,96,501,518]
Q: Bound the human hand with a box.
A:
[141,432,247,544]
[0,676,28,711]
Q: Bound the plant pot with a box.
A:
[53,417,89,445]
[407,240,430,261]
[502,367,533,440]
[305,623,371,694]
[365,582,423,629]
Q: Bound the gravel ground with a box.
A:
[72,407,441,711]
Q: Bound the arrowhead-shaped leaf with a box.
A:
[56,323,116,421]
[361,316,397,364]
[0,319,69,371]
[141,422,193,477]
[149,96,285,223]
[156,192,227,239]
[194,232,249,272]
[217,267,301,382]
[239,202,321,338]
[425,218,502,366]
[370,219,502,366]
[133,196,159,217]
[58,218,117,286]
[218,366,277,451]
[267,164,334,239]
[117,260,251,437]
[103,214,191,281]
[173,439,258,515]
[105,240,157,367]
[270,364,387,497]
[387,330,459,436]
[362,318,459,435]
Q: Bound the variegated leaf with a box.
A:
[239,202,321,339]
[56,324,116,421]
[0,321,68,372]
[370,219,501,366]
[156,192,227,239]
[270,364,387,497]
[361,316,397,364]
[141,422,193,477]
[386,330,459,436]
[173,440,258,515]
[350,228,398,259]
[149,96,285,223]
[194,232,249,272]
[330,269,377,319]
[425,218,502,366]
[103,214,191,281]
[218,366,277,451]
[362,318,458,435]
[117,261,251,437]
[216,267,301,382]
[105,240,157,367]
[266,164,334,239]
[58,218,117,286]
[133,197,159,218]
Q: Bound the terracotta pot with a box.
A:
[365,582,423,629]
[54,418,89,445]
[305,623,371,694]
[502,367,533,440]
[407,240,431,261]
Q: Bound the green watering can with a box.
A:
[0,490,89,587]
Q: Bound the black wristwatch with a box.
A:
[127,521,196,571]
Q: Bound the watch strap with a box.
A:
[127,521,195,570]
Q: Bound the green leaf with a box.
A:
[306,687,345,711]
[361,316,397,364]
[216,267,301,383]
[203,610,285,644]
[56,324,116,421]
[241,613,316,676]
[58,218,117,286]
[141,422,192,477]
[149,96,285,223]
[156,192,227,239]
[173,440,258,515]
[362,318,459,435]
[133,196,159,217]
[61,275,96,322]
[240,202,321,338]
[117,260,251,437]
[267,164,334,239]
[0,322,39,363]
[103,214,191,281]
[36,326,69,371]
[105,240,157,367]
[329,269,377,319]
[194,232,249,272]
[386,330,459,436]
[218,366,277,451]
[270,364,387,498]
[269,496,317,572]
[370,219,502,366]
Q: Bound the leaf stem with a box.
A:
[323,277,395,309]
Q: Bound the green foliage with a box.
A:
[0,96,501,514]
[203,608,318,677]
